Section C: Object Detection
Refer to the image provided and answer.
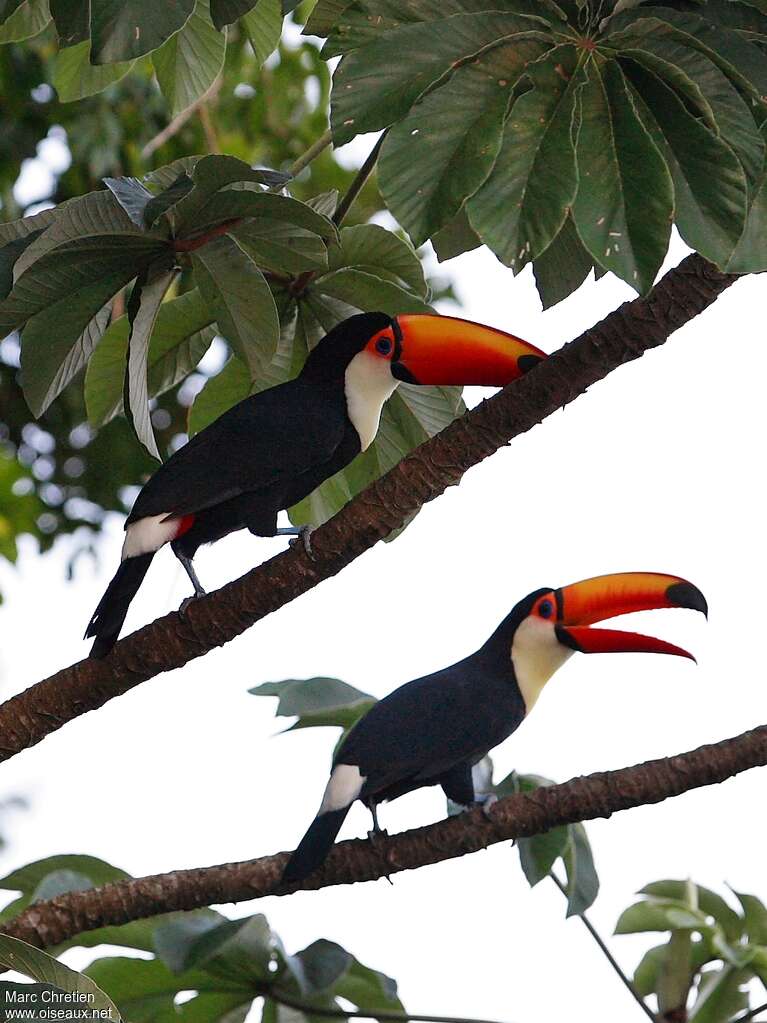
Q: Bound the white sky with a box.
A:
[2,132,767,1023]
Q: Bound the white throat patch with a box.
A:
[511,616,573,714]
[344,350,398,451]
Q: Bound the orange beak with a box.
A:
[391,314,546,386]
[553,572,707,662]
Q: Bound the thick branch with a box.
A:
[0,254,738,763]
[3,722,765,950]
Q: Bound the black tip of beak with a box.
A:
[666,582,708,619]
[517,354,544,375]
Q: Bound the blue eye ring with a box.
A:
[375,336,393,356]
[539,599,553,619]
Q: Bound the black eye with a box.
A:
[539,599,553,619]
[375,336,393,355]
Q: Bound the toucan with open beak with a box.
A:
[281,571,707,884]
[85,312,545,657]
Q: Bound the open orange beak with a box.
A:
[553,572,707,662]
[391,314,546,386]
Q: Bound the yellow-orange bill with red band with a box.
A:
[550,572,707,661]
[390,314,546,387]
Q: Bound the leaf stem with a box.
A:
[549,873,657,1022]
[263,988,508,1023]
[333,130,387,226]
[276,127,334,187]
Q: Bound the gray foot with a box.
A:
[275,524,316,560]
[476,793,498,821]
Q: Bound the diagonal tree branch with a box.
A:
[3,721,765,951]
[0,254,738,764]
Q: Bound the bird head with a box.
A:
[495,572,708,713]
[301,311,546,387]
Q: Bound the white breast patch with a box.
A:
[511,616,574,714]
[344,350,399,451]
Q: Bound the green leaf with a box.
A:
[210,0,256,30]
[689,966,749,1023]
[330,11,549,144]
[327,223,426,295]
[562,822,599,917]
[85,287,215,427]
[241,0,283,66]
[624,60,748,267]
[621,31,765,189]
[532,215,594,309]
[11,189,163,283]
[633,938,712,999]
[379,39,540,246]
[85,955,249,1023]
[143,173,195,227]
[0,935,121,1021]
[312,267,431,314]
[304,0,351,37]
[103,176,154,227]
[615,898,714,935]
[0,231,43,300]
[249,676,376,730]
[572,60,673,293]
[641,882,743,943]
[53,40,134,101]
[124,269,176,460]
[0,0,49,42]
[156,913,273,981]
[333,956,403,1012]
[169,156,299,229]
[467,48,581,272]
[49,0,86,45]
[0,237,155,341]
[431,207,482,262]
[518,827,570,887]
[188,188,336,240]
[192,234,279,378]
[609,7,767,98]
[20,273,121,415]
[727,126,767,271]
[187,355,250,436]
[0,0,24,25]
[733,891,767,946]
[152,0,226,117]
[90,0,196,63]
[231,218,328,274]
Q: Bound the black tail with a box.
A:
[282,807,350,885]
[84,553,154,659]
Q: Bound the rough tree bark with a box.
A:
[3,721,765,950]
[0,253,738,764]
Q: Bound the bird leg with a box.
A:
[274,525,316,560]
[366,803,393,885]
[174,552,207,615]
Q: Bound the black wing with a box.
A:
[336,657,525,797]
[128,378,348,522]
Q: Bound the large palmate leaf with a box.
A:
[53,40,133,101]
[467,47,581,273]
[572,59,673,293]
[85,288,215,427]
[192,234,279,377]
[331,11,549,145]
[124,269,176,459]
[323,0,767,300]
[379,37,550,246]
[152,0,226,116]
[89,0,196,63]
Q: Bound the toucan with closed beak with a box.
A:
[281,571,707,884]
[85,311,545,657]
